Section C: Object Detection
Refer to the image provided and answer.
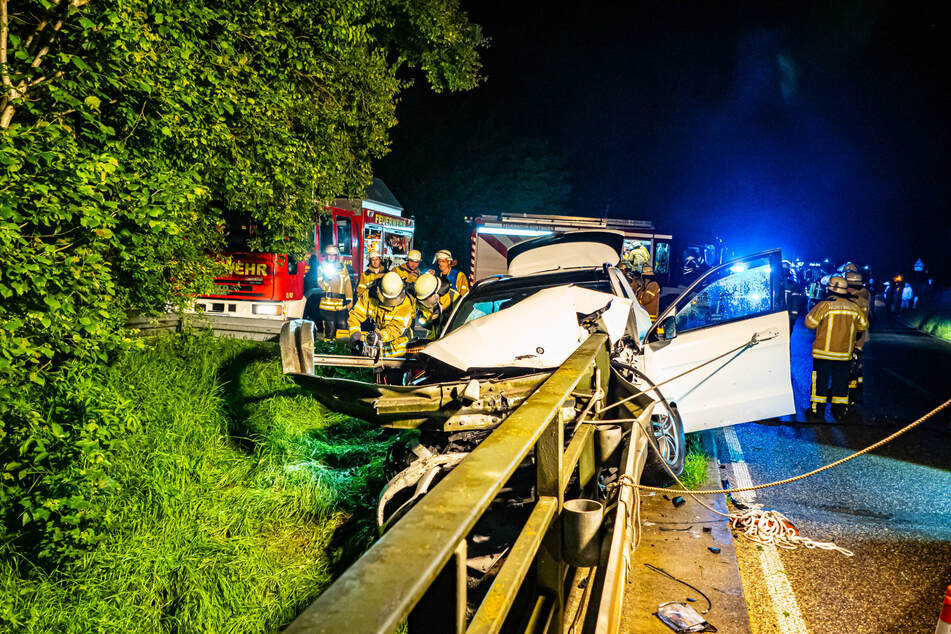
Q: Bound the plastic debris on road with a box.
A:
[655,601,718,632]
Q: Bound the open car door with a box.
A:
[642,249,795,432]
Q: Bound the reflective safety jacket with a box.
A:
[394,263,421,285]
[417,288,460,339]
[431,268,469,297]
[318,267,353,311]
[849,287,871,350]
[635,280,661,320]
[347,292,415,357]
[804,296,868,361]
[357,266,386,298]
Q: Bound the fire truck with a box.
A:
[468,213,726,300]
[194,179,413,333]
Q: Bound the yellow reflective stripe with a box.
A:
[824,313,834,352]
[812,350,852,360]
[811,396,827,403]
[849,380,858,389]
[831,396,849,404]
[857,376,863,384]
[811,371,818,401]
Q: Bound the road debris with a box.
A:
[655,602,718,633]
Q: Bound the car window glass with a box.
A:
[674,257,772,334]
[336,218,352,255]
[654,242,670,274]
[318,216,334,254]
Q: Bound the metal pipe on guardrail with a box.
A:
[284,334,609,634]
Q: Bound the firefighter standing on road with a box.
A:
[317,245,353,341]
[412,272,460,339]
[394,249,423,285]
[348,271,415,357]
[846,271,871,404]
[633,266,661,321]
[804,275,868,421]
[431,249,469,297]
[357,249,387,298]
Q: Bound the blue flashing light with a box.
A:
[730,263,747,273]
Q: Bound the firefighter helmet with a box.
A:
[407,249,422,263]
[642,265,654,276]
[842,262,858,273]
[324,245,339,256]
[414,273,439,301]
[368,249,382,260]
[378,271,404,306]
[828,275,849,296]
[433,249,452,263]
[845,271,863,286]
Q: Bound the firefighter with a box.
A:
[394,249,422,285]
[431,249,469,297]
[633,266,661,321]
[347,271,415,358]
[317,245,353,341]
[846,270,870,404]
[412,272,460,339]
[357,249,387,298]
[804,275,868,422]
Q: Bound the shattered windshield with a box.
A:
[445,278,612,335]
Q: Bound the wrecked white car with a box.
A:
[281,230,794,490]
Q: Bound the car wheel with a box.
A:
[641,402,685,485]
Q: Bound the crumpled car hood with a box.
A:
[422,285,649,372]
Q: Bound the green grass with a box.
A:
[677,433,708,490]
[1,333,395,633]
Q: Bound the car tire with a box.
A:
[641,401,686,485]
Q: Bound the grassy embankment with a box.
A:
[1,334,395,633]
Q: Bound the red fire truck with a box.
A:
[194,179,413,332]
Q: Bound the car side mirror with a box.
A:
[660,315,677,340]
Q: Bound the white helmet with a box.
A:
[827,275,849,296]
[433,249,452,263]
[407,249,422,263]
[368,249,382,259]
[378,271,404,305]
[414,273,439,301]
[324,245,339,256]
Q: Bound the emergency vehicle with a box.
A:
[468,213,726,299]
[195,179,413,326]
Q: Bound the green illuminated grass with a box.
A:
[677,433,709,490]
[1,334,393,633]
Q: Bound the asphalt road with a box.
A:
[715,313,951,634]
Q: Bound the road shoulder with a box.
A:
[619,431,751,633]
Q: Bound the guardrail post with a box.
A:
[536,400,569,633]
[408,539,467,634]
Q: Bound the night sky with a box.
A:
[379,1,951,278]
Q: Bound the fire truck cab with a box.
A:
[194,179,412,338]
[316,179,414,282]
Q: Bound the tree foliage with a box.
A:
[0,0,482,565]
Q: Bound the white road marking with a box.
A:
[882,367,933,396]
[722,426,809,634]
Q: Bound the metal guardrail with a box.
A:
[126,313,284,341]
[285,334,652,634]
